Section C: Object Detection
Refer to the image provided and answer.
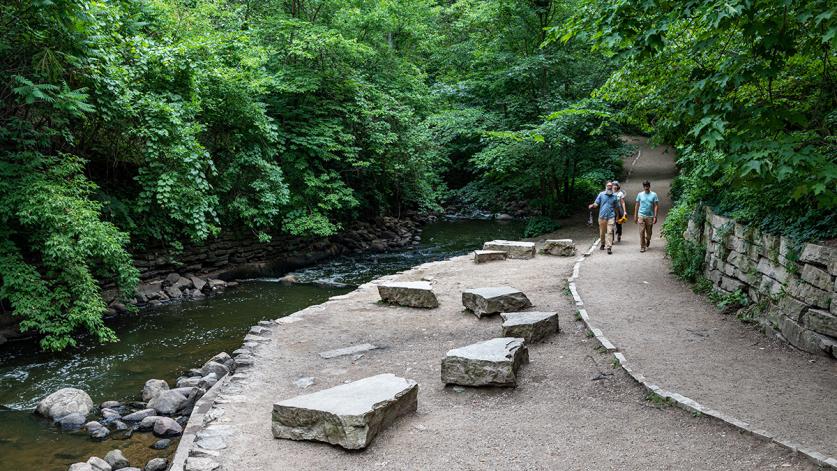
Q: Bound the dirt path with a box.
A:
[576,136,837,460]
[201,213,810,469]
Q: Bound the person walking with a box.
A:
[588,181,619,254]
[634,180,659,252]
[612,181,627,243]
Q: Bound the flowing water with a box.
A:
[0,218,524,470]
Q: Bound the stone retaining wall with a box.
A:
[128,216,423,282]
[686,208,837,358]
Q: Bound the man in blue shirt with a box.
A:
[634,180,660,252]
[588,181,619,254]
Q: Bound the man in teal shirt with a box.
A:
[634,180,659,252]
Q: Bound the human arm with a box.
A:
[588,194,601,209]
[634,195,639,223]
[653,200,659,224]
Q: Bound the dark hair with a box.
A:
[642,180,651,186]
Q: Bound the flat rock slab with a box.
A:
[462,286,532,318]
[441,338,528,387]
[482,240,536,259]
[541,239,576,256]
[473,250,508,264]
[272,373,418,450]
[500,311,559,343]
[319,343,379,359]
[377,281,439,308]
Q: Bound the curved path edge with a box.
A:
[570,238,837,470]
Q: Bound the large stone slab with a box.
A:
[462,286,532,318]
[482,240,536,259]
[441,338,528,387]
[500,311,559,343]
[473,250,508,264]
[272,373,418,450]
[377,281,438,308]
[541,239,576,256]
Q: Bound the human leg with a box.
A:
[605,218,615,250]
[598,218,607,249]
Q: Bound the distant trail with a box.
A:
[576,136,837,460]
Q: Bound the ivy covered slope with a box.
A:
[561,0,837,277]
[1,0,629,350]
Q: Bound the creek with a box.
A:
[0,218,524,470]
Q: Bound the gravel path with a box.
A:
[577,136,837,461]
[208,213,809,469]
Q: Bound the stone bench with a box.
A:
[473,250,508,264]
[377,281,439,308]
[541,239,576,256]
[272,374,418,450]
[462,286,532,318]
[500,311,559,343]
[441,338,528,387]
[482,240,536,259]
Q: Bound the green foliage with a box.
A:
[523,216,562,238]
[661,203,705,282]
[428,0,628,215]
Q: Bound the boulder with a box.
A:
[86,457,112,471]
[122,408,156,422]
[58,412,87,430]
[272,373,418,450]
[541,239,576,256]
[100,408,121,424]
[200,361,230,379]
[164,273,182,286]
[148,389,188,415]
[164,286,182,299]
[36,388,94,421]
[152,416,183,437]
[441,338,529,387]
[176,377,202,389]
[113,420,128,431]
[100,401,122,410]
[68,464,94,471]
[151,438,171,449]
[138,415,162,432]
[104,449,129,470]
[142,379,169,402]
[501,311,559,343]
[144,458,168,471]
[85,420,109,440]
[190,276,207,291]
[462,286,532,318]
[377,281,439,308]
[473,250,508,264]
[482,240,536,259]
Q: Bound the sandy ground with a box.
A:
[577,136,837,459]
[210,208,811,469]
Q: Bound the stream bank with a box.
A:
[0,218,525,470]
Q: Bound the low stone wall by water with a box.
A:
[686,208,837,358]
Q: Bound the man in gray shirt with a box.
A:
[588,181,619,254]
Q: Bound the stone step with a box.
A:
[500,311,559,343]
[462,286,532,318]
[377,281,439,308]
[441,338,529,387]
[482,240,536,259]
[318,343,379,359]
[473,250,508,264]
[272,374,418,449]
[541,239,576,256]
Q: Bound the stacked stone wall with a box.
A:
[689,208,837,358]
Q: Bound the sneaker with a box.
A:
[640,247,646,253]
[600,245,605,250]
[607,248,612,254]
[617,235,621,242]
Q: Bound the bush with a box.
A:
[523,216,562,238]
[661,201,705,282]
